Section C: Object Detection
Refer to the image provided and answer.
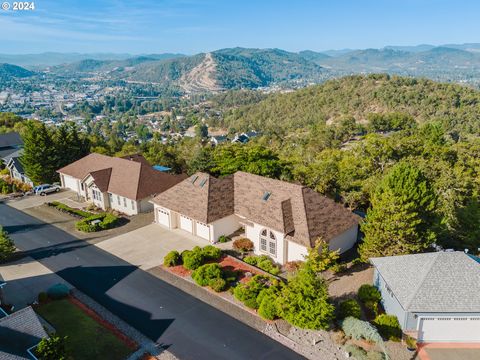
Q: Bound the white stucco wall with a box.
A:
[109,192,139,216]
[287,241,309,262]
[61,174,81,194]
[246,221,285,264]
[211,214,241,242]
[328,225,358,254]
[373,267,408,329]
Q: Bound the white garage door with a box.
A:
[179,216,193,233]
[157,208,170,228]
[63,175,79,191]
[196,222,210,240]
[418,317,480,342]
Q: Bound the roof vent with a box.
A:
[199,178,207,187]
[262,191,271,201]
[191,175,199,184]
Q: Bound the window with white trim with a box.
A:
[92,189,102,201]
[131,200,135,210]
[123,197,127,207]
[260,229,276,256]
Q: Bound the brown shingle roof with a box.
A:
[153,171,360,247]
[58,153,185,200]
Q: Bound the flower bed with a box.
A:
[75,213,120,232]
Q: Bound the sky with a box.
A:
[0,0,479,54]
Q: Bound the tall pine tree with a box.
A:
[359,162,437,260]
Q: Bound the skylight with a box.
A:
[199,178,207,187]
[191,175,198,184]
[262,191,271,201]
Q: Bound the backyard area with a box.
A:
[35,298,136,360]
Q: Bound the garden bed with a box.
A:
[48,201,93,218]
[35,297,136,360]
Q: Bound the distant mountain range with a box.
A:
[3,43,480,92]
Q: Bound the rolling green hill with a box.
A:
[223,74,480,135]
[0,63,34,80]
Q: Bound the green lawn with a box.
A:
[36,299,133,360]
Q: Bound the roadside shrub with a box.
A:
[49,202,92,218]
[243,255,280,275]
[182,247,204,270]
[217,235,230,243]
[163,250,181,267]
[192,263,222,286]
[0,226,15,262]
[232,238,254,252]
[75,213,119,232]
[358,284,381,304]
[38,292,49,304]
[233,275,270,309]
[258,295,278,320]
[208,277,227,292]
[373,314,402,341]
[337,299,361,320]
[201,245,222,260]
[340,316,383,344]
[46,284,70,300]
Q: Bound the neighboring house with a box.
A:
[6,156,33,187]
[0,306,49,359]
[152,171,359,264]
[231,130,258,144]
[0,132,33,186]
[57,153,186,216]
[210,135,228,146]
[371,252,480,343]
[0,132,23,160]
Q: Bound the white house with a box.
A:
[152,171,360,265]
[57,153,185,216]
[371,252,480,343]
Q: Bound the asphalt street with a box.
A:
[0,203,303,360]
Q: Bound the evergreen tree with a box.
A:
[359,162,437,260]
[0,226,15,262]
[20,122,58,184]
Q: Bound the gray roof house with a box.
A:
[0,306,48,359]
[0,132,23,160]
[371,251,480,343]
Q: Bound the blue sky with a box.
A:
[0,0,479,54]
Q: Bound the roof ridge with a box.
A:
[404,252,440,310]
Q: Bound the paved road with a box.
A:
[0,204,303,360]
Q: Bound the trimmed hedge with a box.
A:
[182,247,205,270]
[208,278,227,292]
[243,255,281,275]
[164,251,181,267]
[337,299,361,320]
[373,314,402,341]
[192,263,223,286]
[201,245,222,261]
[49,201,93,218]
[75,213,119,232]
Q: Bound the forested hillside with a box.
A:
[223,74,480,135]
[0,63,34,80]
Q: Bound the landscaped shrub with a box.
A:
[232,238,254,252]
[49,202,93,218]
[373,314,402,341]
[208,277,227,292]
[340,316,383,344]
[201,245,222,260]
[46,284,70,300]
[192,263,222,286]
[243,255,280,275]
[163,250,181,267]
[222,268,240,283]
[0,226,15,262]
[358,284,382,304]
[75,213,119,232]
[38,292,49,304]
[364,300,380,318]
[233,275,270,309]
[284,260,303,273]
[337,299,361,320]
[344,344,385,360]
[182,247,204,270]
[258,295,278,320]
[217,235,230,243]
[36,335,68,360]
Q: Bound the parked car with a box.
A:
[34,184,61,196]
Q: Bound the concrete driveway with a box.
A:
[419,344,480,360]
[5,189,77,210]
[0,256,72,309]
[95,224,210,270]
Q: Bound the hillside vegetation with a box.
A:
[0,63,34,80]
[223,74,480,135]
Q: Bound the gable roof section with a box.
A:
[58,153,185,200]
[0,132,22,148]
[7,157,24,174]
[153,171,359,247]
[371,252,480,312]
[0,306,48,360]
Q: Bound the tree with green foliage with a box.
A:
[305,239,339,273]
[359,162,437,260]
[195,123,208,139]
[20,122,58,184]
[276,264,334,330]
[36,335,68,360]
[0,226,15,262]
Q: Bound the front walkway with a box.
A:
[95,224,210,270]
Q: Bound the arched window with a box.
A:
[260,229,276,256]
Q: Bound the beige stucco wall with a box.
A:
[109,192,139,216]
[328,225,358,254]
[286,240,309,262]
[211,214,241,242]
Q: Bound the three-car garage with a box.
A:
[156,207,212,242]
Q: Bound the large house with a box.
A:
[58,153,186,215]
[152,171,360,264]
[371,252,480,343]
